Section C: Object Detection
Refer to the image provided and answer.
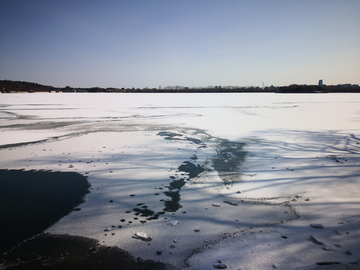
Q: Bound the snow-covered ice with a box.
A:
[0,93,359,269]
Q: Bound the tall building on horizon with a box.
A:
[318,79,323,86]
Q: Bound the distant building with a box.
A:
[318,80,323,86]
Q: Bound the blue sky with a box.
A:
[0,0,359,88]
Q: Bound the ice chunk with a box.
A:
[168,220,179,226]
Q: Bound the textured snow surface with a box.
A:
[0,93,359,269]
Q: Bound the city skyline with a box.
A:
[1,0,359,88]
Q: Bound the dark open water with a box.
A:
[0,169,175,270]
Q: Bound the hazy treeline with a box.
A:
[1,80,359,93]
[0,80,121,93]
[277,84,360,93]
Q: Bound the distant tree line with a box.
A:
[1,80,359,93]
[277,84,360,93]
[0,80,57,93]
[277,84,323,93]
[0,80,125,93]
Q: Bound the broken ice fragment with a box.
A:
[168,220,179,226]
[134,232,152,241]
[310,223,324,229]
[135,232,147,238]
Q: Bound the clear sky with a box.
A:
[1,0,359,88]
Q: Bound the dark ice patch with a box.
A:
[157,131,206,146]
[211,140,247,183]
[163,190,182,212]
[157,131,183,140]
[133,208,154,217]
[178,161,204,178]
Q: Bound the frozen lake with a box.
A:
[1,93,359,145]
[0,93,359,269]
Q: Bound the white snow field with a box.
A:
[0,93,359,269]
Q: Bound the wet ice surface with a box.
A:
[0,93,359,269]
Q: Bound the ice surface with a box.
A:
[0,93,359,269]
